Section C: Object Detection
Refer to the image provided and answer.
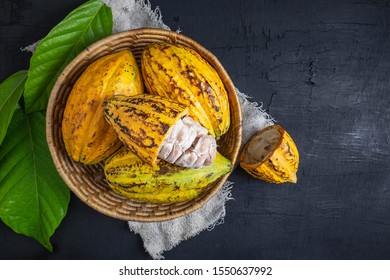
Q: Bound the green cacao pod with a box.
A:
[62,50,143,165]
[104,147,232,203]
[141,43,230,138]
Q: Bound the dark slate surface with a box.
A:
[1,0,389,260]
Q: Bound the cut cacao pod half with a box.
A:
[239,124,299,184]
[104,94,217,168]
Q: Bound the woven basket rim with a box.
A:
[46,28,242,222]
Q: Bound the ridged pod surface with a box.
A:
[62,50,143,165]
[141,43,230,138]
[239,124,299,184]
[104,94,188,166]
[104,147,232,203]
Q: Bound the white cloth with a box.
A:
[102,0,274,259]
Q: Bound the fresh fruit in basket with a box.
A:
[62,50,143,165]
[104,147,232,204]
[61,41,236,204]
[104,94,217,168]
[141,43,230,138]
[239,124,299,184]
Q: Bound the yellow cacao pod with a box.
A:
[141,43,230,138]
[104,147,232,203]
[62,50,143,164]
[104,94,188,166]
[239,124,299,184]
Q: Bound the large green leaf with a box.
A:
[24,0,113,113]
[0,71,28,146]
[0,108,70,251]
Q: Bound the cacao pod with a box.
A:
[104,147,232,203]
[239,124,299,184]
[104,94,188,166]
[141,43,230,138]
[104,94,218,168]
[62,50,143,164]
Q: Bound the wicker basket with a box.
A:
[46,28,242,222]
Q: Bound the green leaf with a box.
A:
[0,108,70,251]
[0,71,28,146]
[24,0,113,113]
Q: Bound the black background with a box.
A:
[1,0,390,259]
